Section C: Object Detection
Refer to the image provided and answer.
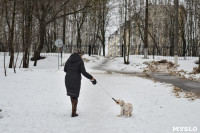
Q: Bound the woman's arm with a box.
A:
[80,61,93,79]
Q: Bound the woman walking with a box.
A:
[64,49,97,117]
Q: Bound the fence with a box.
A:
[0,45,199,61]
[0,52,70,58]
[108,44,199,60]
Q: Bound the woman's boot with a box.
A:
[71,98,78,117]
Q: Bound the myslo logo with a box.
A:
[172,127,198,132]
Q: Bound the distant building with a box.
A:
[108,4,186,57]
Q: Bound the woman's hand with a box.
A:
[91,78,97,85]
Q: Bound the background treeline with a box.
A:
[115,0,200,64]
[0,0,200,69]
[0,0,110,68]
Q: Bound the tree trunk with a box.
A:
[123,0,127,64]
[182,33,187,56]
[143,0,149,59]
[88,45,91,56]
[8,0,16,68]
[63,8,66,47]
[97,0,107,56]
[4,52,7,76]
[198,20,200,72]
[123,0,130,64]
[174,0,179,66]
[33,21,46,66]
[170,18,174,56]
[76,23,82,48]
[102,31,105,56]
[14,52,19,73]
[23,0,33,68]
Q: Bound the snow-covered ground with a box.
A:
[0,54,200,133]
[101,55,200,79]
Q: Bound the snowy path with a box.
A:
[93,58,200,95]
[92,57,142,75]
[150,73,200,94]
[0,67,200,133]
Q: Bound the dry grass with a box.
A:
[143,60,200,82]
[171,86,197,101]
[191,66,200,74]
[171,86,183,98]
[172,86,183,93]
[143,60,177,74]
[184,91,197,101]
[105,70,113,74]
[169,68,200,82]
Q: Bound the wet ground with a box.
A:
[150,73,200,96]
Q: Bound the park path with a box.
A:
[93,58,200,96]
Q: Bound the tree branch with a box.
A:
[46,4,91,25]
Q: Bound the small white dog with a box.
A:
[116,99,133,117]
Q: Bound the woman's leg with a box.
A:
[70,96,78,117]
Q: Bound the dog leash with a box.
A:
[97,82,116,102]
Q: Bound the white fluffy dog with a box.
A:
[116,99,133,117]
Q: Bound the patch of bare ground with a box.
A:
[143,59,200,82]
[171,86,199,101]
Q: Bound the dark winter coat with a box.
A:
[64,53,93,98]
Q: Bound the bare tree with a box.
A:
[31,0,91,66]
[0,0,7,76]
[5,0,17,68]
[21,0,34,68]
[174,0,179,66]
[196,0,200,72]
[72,0,89,48]
[122,0,128,63]
[144,0,149,59]
[96,0,110,56]
[87,1,100,55]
